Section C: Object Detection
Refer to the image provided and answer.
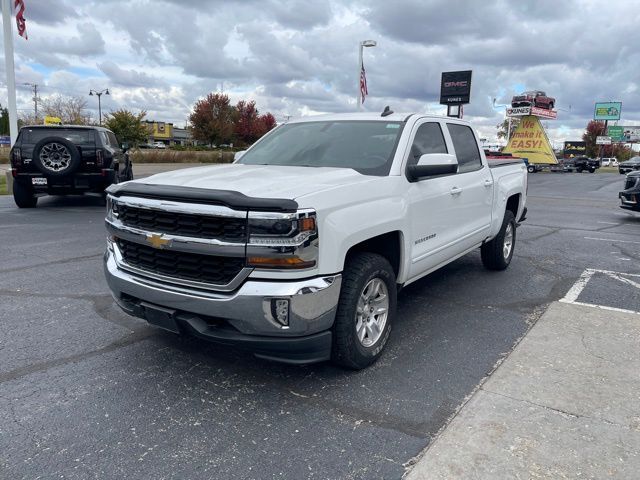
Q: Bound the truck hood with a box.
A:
[136,164,376,201]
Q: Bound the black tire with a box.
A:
[481,210,516,271]
[13,181,38,208]
[32,136,81,177]
[576,167,583,173]
[589,168,595,173]
[332,253,397,370]
[527,165,535,173]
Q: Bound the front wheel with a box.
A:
[13,181,38,208]
[527,165,535,173]
[481,211,516,271]
[332,253,397,369]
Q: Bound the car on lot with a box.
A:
[619,171,640,211]
[152,141,167,149]
[601,157,618,167]
[511,91,555,110]
[9,125,133,208]
[563,156,600,173]
[619,157,640,174]
[104,111,528,369]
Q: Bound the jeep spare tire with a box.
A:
[32,136,81,176]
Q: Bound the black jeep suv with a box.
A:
[9,125,133,208]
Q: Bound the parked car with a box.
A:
[601,157,618,167]
[564,156,600,173]
[619,171,640,211]
[9,125,133,208]
[152,141,167,149]
[619,157,640,174]
[103,112,528,369]
[511,91,555,110]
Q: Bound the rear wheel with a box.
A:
[527,165,535,173]
[481,211,516,271]
[332,253,397,370]
[13,181,38,208]
[32,137,81,177]
[589,167,595,173]
[576,167,583,173]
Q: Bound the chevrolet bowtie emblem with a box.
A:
[146,233,171,249]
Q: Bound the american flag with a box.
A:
[360,63,368,103]
[15,0,28,40]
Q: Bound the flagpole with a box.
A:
[357,42,363,110]
[2,0,19,146]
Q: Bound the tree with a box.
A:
[259,112,277,133]
[582,120,605,158]
[0,103,9,135]
[189,93,236,146]
[41,94,90,124]
[496,117,520,141]
[234,100,262,145]
[104,109,148,146]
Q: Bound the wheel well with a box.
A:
[506,194,520,217]
[346,231,402,278]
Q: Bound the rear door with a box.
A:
[444,122,493,250]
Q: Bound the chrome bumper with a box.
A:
[104,248,341,337]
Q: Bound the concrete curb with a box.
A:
[405,301,640,479]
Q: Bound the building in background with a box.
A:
[144,121,193,146]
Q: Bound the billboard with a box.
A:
[563,141,586,158]
[596,136,612,145]
[594,102,622,121]
[503,116,557,164]
[607,125,624,141]
[0,136,10,145]
[439,70,472,105]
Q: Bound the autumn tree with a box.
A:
[104,109,148,146]
[41,94,90,124]
[582,120,605,157]
[259,112,277,133]
[496,117,520,141]
[234,100,262,145]
[189,93,237,146]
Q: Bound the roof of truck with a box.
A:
[286,112,470,125]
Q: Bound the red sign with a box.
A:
[531,106,557,119]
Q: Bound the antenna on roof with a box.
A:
[381,106,393,117]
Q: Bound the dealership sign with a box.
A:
[594,102,622,121]
[503,116,557,165]
[439,70,472,105]
[623,126,640,142]
[507,106,530,116]
[563,141,586,157]
[531,106,557,119]
[607,125,624,142]
[596,136,612,145]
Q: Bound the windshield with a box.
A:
[237,120,404,176]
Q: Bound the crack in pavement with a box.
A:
[0,253,103,274]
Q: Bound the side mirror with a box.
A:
[121,142,129,152]
[407,153,458,181]
[234,150,246,161]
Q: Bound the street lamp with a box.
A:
[89,88,109,125]
[358,39,376,109]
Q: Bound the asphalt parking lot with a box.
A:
[1,170,638,479]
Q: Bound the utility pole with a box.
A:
[24,82,39,122]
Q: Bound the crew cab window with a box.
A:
[100,131,120,149]
[447,124,482,173]
[407,122,447,166]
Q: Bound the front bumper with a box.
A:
[619,192,639,211]
[104,248,342,363]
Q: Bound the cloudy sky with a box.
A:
[1,0,638,145]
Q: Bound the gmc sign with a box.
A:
[440,70,472,105]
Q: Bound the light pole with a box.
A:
[89,88,109,125]
[358,39,376,109]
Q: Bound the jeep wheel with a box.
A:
[13,181,38,208]
[33,137,81,177]
[481,210,516,271]
[332,253,397,370]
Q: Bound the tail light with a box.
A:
[12,147,22,166]
[96,149,104,167]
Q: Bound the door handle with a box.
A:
[484,179,494,187]
[450,187,463,196]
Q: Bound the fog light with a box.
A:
[271,299,289,327]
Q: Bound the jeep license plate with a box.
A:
[31,177,47,186]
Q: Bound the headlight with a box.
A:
[106,195,119,221]
[247,210,318,269]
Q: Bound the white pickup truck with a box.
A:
[104,112,527,369]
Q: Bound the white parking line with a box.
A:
[584,237,640,245]
[596,221,619,225]
[560,268,640,316]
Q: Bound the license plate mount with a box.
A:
[141,303,180,333]
[31,177,47,186]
